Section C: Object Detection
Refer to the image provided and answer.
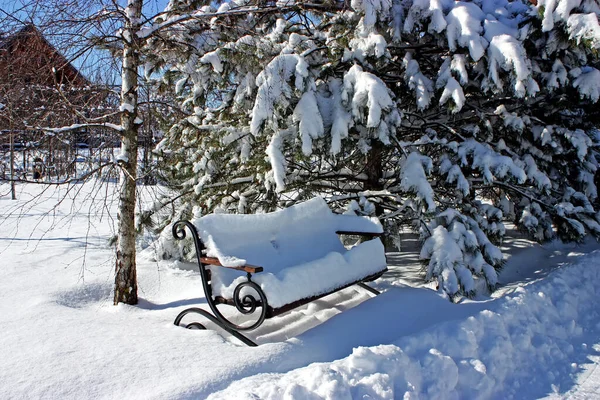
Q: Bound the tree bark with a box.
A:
[10,130,16,200]
[114,0,142,305]
[364,140,384,216]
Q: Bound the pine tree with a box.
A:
[149,0,600,299]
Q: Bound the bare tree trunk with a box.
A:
[114,0,142,305]
[364,140,384,216]
[22,149,27,179]
[10,130,16,200]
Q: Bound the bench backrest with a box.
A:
[192,197,382,274]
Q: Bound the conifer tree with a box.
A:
[150,0,600,299]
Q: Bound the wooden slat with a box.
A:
[200,257,263,274]
[336,230,383,237]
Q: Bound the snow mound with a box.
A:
[208,251,600,399]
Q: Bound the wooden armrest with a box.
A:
[200,257,263,274]
[336,230,383,237]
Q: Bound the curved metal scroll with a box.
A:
[174,307,258,346]
[171,220,268,346]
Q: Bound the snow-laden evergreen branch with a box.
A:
[150,0,600,299]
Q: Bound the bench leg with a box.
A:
[172,221,269,346]
[174,307,258,347]
[357,282,381,296]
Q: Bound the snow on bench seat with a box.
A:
[191,197,386,309]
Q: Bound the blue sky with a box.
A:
[0,1,171,25]
[0,0,172,81]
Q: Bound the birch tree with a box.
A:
[0,2,142,304]
[1,0,182,305]
[112,0,142,305]
[2,0,289,305]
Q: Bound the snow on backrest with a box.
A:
[334,213,384,234]
[193,197,358,274]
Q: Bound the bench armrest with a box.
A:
[200,257,264,274]
[336,230,383,238]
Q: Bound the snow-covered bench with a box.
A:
[172,197,387,346]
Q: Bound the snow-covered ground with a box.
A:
[1,181,599,399]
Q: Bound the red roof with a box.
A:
[0,24,89,86]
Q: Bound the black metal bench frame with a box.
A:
[172,220,387,346]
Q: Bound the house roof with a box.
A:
[0,24,89,86]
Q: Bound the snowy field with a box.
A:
[1,181,600,399]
